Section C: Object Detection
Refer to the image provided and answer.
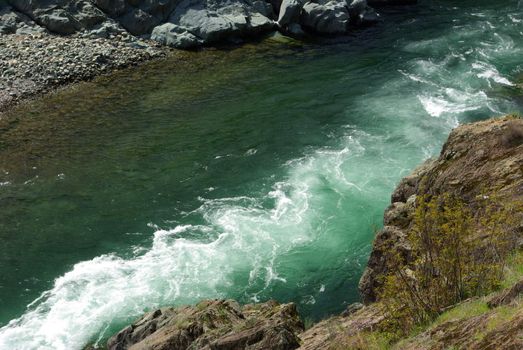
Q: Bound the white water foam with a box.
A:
[0,133,367,350]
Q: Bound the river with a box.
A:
[0,0,522,348]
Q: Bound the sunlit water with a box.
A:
[1,0,522,348]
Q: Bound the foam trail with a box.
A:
[0,134,368,350]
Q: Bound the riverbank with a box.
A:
[0,0,418,114]
[0,33,167,114]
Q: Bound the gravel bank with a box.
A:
[0,33,167,113]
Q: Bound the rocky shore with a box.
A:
[0,0,417,113]
[0,34,166,112]
[96,117,523,349]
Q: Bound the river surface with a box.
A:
[1,0,522,348]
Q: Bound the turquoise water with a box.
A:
[1,0,522,348]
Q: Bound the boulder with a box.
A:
[0,5,46,34]
[277,0,303,27]
[107,299,304,350]
[347,0,380,25]
[37,9,79,34]
[151,22,202,48]
[155,0,275,48]
[118,7,160,36]
[300,1,350,34]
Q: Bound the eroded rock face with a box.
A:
[107,299,304,350]
[359,117,523,304]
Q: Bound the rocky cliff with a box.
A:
[101,116,523,350]
[0,0,417,48]
[359,116,523,304]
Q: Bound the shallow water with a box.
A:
[1,0,522,348]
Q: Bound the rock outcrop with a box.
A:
[0,0,417,48]
[359,116,523,304]
[107,299,304,350]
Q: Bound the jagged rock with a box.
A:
[359,225,412,303]
[300,1,350,34]
[7,0,107,34]
[37,9,78,34]
[107,299,304,350]
[299,304,385,349]
[1,0,397,49]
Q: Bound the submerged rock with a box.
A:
[107,299,304,350]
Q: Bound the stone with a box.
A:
[37,9,78,34]
[300,1,350,34]
[341,302,364,316]
[277,0,303,27]
[0,5,45,34]
[347,0,380,25]
[118,8,160,36]
[166,0,275,46]
[151,22,202,49]
[107,299,304,350]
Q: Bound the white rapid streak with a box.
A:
[402,8,522,124]
[0,134,366,350]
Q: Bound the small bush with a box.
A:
[377,192,522,337]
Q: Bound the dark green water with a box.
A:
[1,0,522,348]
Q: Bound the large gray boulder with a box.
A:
[150,0,275,48]
[300,0,350,34]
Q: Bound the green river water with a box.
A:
[1,0,523,348]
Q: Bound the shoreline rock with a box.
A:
[359,116,523,304]
[106,299,304,350]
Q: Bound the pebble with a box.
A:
[0,33,167,113]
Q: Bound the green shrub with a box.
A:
[377,192,522,337]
